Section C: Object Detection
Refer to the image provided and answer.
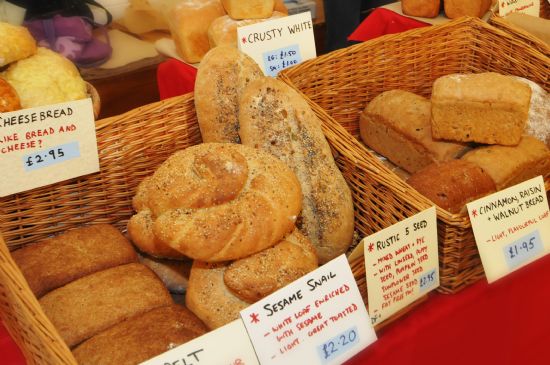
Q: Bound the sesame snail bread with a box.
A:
[127,142,303,262]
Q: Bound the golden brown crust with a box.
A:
[407,160,497,214]
[444,0,492,18]
[128,143,302,262]
[73,305,207,365]
[12,224,138,298]
[239,77,355,264]
[401,0,441,18]
[0,21,37,67]
[0,77,21,112]
[195,46,263,143]
[39,263,172,348]
[221,0,275,19]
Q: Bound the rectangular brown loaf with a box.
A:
[360,89,469,174]
[431,72,532,146]
[401,0,441,18]
[39,263,172,348]
[11,224,138,298]
[444,0,492,18]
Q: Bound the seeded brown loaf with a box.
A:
[73,305,207,365]
[195,46,263,143]
[431,73,532,146]
[221,0,275,19]
[186,229,318,329]
[239,77,355,264]
[407,160,497,214]
[11,224,138,298]
[128,143,302,262]
[360,89,469,174]
[461,136,550,190]
[39,263,173,348]
[401,0,441,18]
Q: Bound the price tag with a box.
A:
[240,255,376,365]
[237,12,316,76]
[467,176,550,283]
[351,207,439,326]
[140,320,259,365]
[498,0,540,17]
[0,99,99,197]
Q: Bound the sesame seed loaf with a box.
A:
[431,72,532,146]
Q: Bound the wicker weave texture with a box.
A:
[279,17,550,294]
[489,13,549,57]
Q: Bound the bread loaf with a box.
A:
[407,160,497,214]
[0,21,36,67]
[401,0,441,18]
[128,143,302,262]
[514,77,550,148]
[73,305,207,365]
[239,77,355,264]
[12,224,138,298]
[221,0,274,19]
[461,136,550,190]
[431,73,531,146]
[360,89,469,174]
[274,0,288,14]
[444,0,492,18]
[0,77,21,112]
[195,46,262,143]
[167,0,226,63]
[40,263,172,348]
[186,229,317,329]
[139,254,192,294]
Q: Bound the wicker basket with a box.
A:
[488,13,549,57]
[279,16,550,294]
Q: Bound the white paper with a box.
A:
[499,0,541,17]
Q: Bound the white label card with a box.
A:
[240,255,376,365]
[0,99,99,197]
[140,320,259,365]
[467,176,550,283]
[359,207,439,326]
[498,0,540,17]
[237,12,316,76]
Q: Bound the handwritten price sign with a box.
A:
[498,0,540,17]
[317,326,358,364]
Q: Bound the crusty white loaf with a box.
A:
[221,0,274,19]
[128,143,302,262]
[195,46,263,143]
[239,77,355,264]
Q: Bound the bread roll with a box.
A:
[461,136,550,190]
[360,89,469,174]
[12,224,138,298]
[40,263,172,348]
[444,0,492,18]
[128,143,302,262]
[431,73,532,146]
[2,47,87,109]
[167,0,226,63]
[186,229,318,329]
[195,46,262,143]
[73,305,207,365]
[221,0,274,19]
[401,0,441,18]
[0,77,21,112]
[239,77,355,264]
[407,160,497,214]
[0,21,37,67]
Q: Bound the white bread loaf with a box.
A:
[221,0,274,19]
[239,77,355,264]
[127,143,303,262]
[195,46,263,143]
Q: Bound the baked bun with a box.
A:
[3,47,87,109]
[128,143,302,262]
[186,229,318,329]
[0,77,21,112]
[0,21,37,67]
[195,46,262,143]
[407,160,497,214]
[239,77,355,263]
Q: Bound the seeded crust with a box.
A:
[195,46,263,143]
[186,229,318,329]
[239,77,355,263]
[128,143,302,262]
[73,305,207,365]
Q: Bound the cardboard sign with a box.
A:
[498,0,540,17]
[140,320,259,365]
[350,207,439,325]
[467,176,550,283]
[237,12,316,76]
[0,99,99,197]
[240,255,376,365]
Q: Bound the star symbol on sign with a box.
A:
[242,37,246,44]
[471,209,478,218]
[368,242,375,252]
[250,312,260,324]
